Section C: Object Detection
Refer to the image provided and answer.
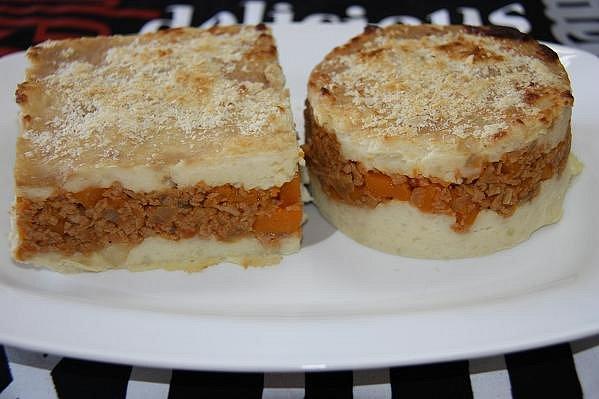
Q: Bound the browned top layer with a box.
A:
[308,24,572,144]
[15,25,298,191]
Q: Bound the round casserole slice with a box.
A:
[304,24,581,259]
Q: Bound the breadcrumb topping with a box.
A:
[16,26,296,184]
[311,25,572,141]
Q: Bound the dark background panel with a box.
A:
[506,344,583,399]
[51,358,131,399]
[1,0,598,56]
[167,370,263,399]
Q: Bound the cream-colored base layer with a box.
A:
[17,235,300,273]
[310,155,581,259]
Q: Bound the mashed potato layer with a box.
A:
[21,234,300,273]
[310,157,581,259]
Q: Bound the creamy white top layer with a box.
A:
[308,25,573,182]
[15,26,300,198]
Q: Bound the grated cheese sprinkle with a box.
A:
[18,26,296,170]
[314,28,570,141]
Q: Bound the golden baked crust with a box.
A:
[307,24,573,182]
[304,24,579,257]
[15,25,300,194]
[12,26,304,271]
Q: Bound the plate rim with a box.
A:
[1,28,599,371]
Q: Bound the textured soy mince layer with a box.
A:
[15,176,302,260]
[304,109,570,232]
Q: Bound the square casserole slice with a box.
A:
[12,25,303,272]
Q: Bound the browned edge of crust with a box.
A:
[18,24,279,105]
[311,24,566,83]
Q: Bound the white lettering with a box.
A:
[270,2,294,24]
[428,9,450,25]
[199,11,238,28]
[378,15,421,26]
[242,1,266,24]
[544,0,599,54]
[345,5,367,24]
[458,7,483,26]
[139,4,194,33]
[489,3,531,33]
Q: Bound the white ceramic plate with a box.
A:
[1,25,598,372]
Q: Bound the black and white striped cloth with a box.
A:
[0,1,598,398]
[1,335,598,398]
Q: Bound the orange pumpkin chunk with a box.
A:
[365,172,412,201]
[253,206,302,234]
[73,188,105,208]
[280,175,301,206]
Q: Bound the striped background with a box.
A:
[2,334,599,398]
[1,1,598,398]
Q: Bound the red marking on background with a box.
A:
[33,19,111,42]
[0,5,160,19]
[0,29,16,40]
[0,17,111,41]
[0,47,20,57]
[0,0,117,3]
